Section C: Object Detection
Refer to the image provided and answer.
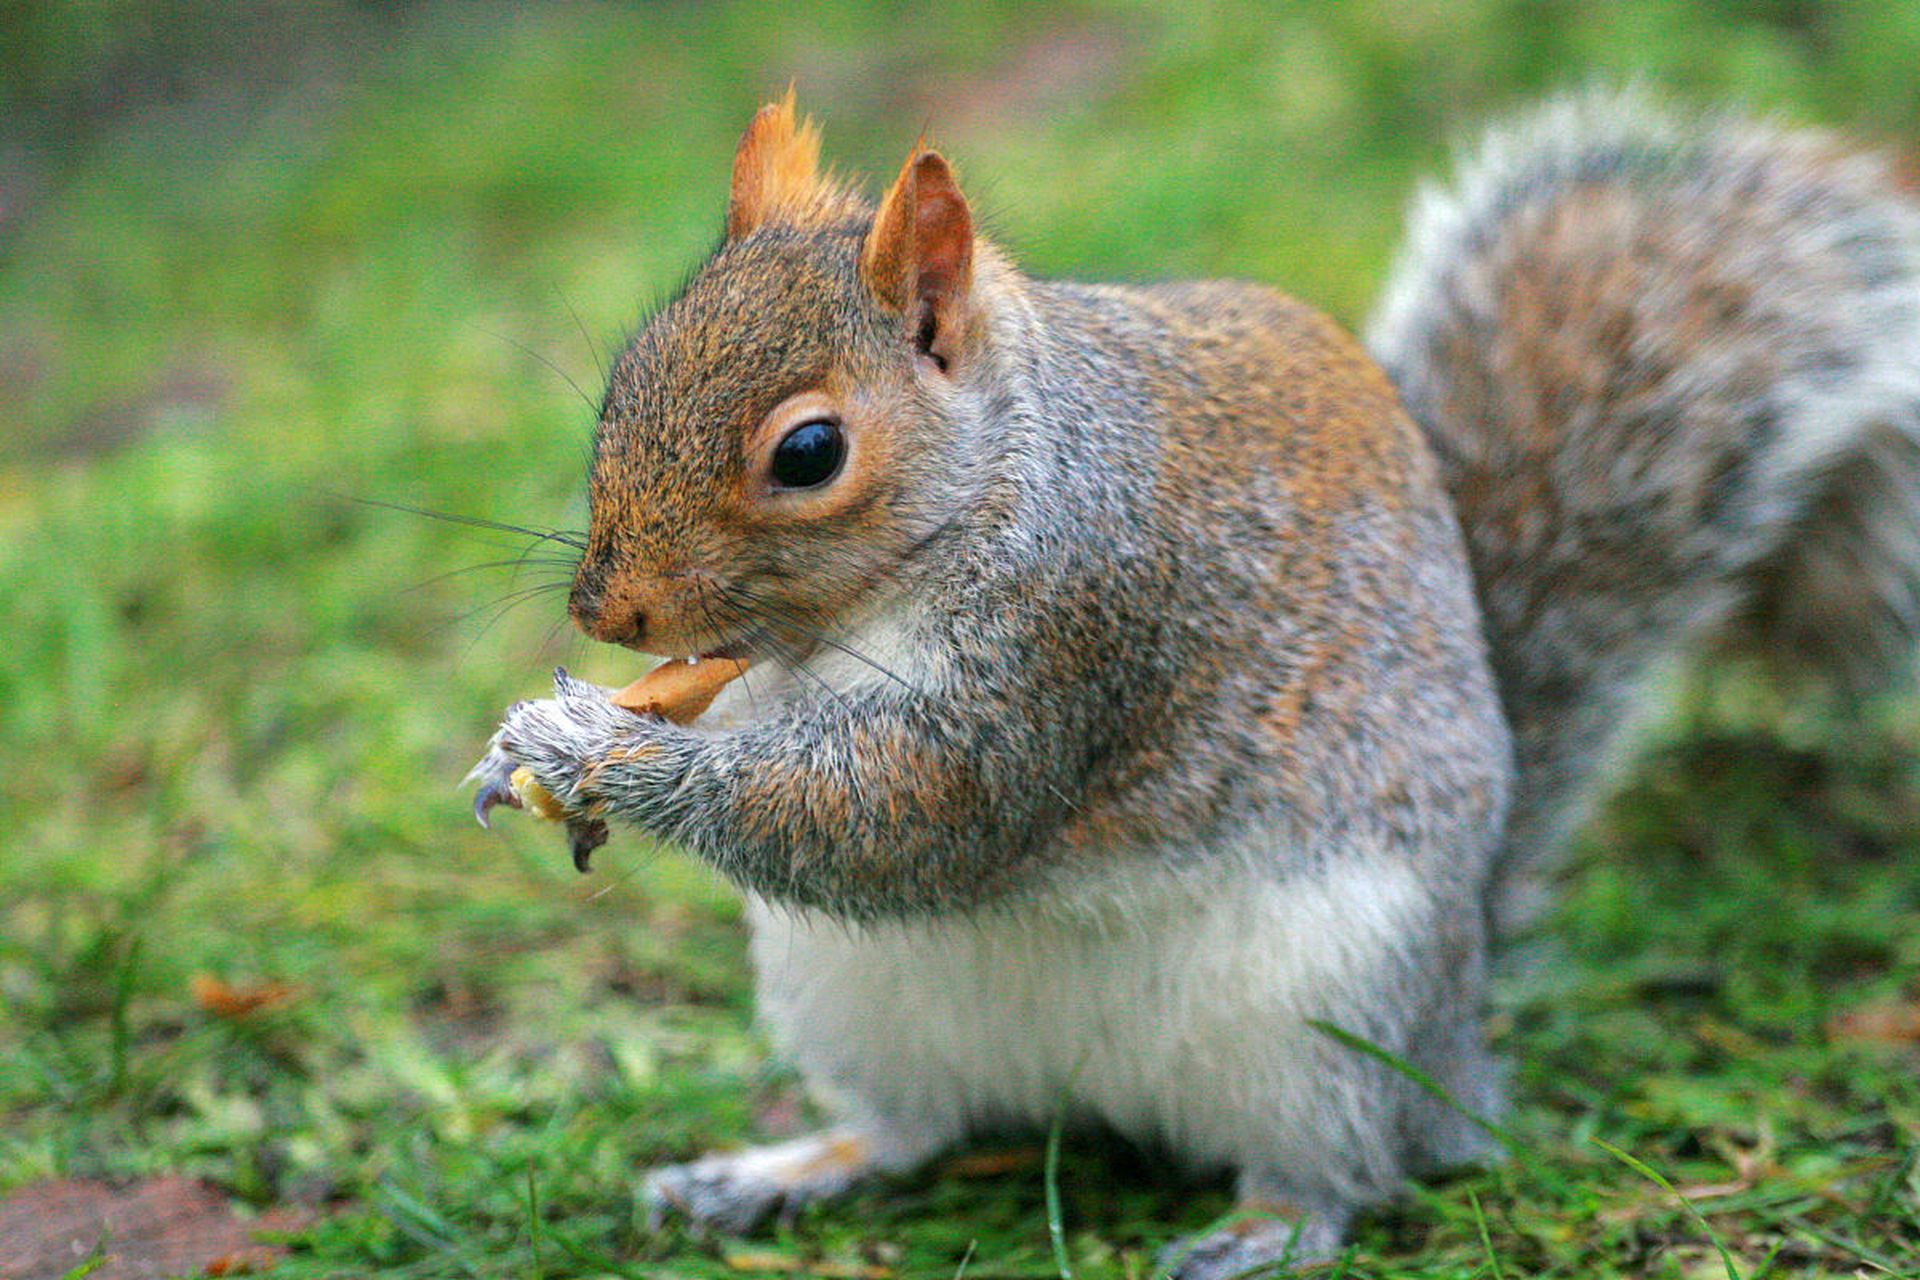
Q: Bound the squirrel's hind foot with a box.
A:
[1159,1196,1348,1279]
[642,1131,882,1236]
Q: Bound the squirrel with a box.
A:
[468,87,1920,1275]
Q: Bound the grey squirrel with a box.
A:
[468,88,1920,1274]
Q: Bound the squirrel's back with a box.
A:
[1367,90,1920,912]
[970,274,1507,879]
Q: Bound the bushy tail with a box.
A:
[1365,90,1920,914]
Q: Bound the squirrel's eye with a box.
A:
[769,419,846,490]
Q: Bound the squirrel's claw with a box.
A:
[568,817,610,872]
[468,746,523,829]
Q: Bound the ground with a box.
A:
[5,3,1920,1276]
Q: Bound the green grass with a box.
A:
[5,1,1920,1275]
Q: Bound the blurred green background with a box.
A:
[7,2,1920,1276]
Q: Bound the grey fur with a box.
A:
[1368,89,1920,918]
[470,89,1920,1272]
[480,273,1511,1267]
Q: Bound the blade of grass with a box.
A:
[1778,1212,1907,1276]
[1865,1148,1918,1218]
[1237,1219,1306,1279]
[1044,1050,1099,1280]
[1044,1102,1074,1280]
[544,1221,650,1280]
[1747,1236,1788,1280]
[1150,1210,1254,1280]
[106,934,141,1097]
[59,1242,108,1279]
[1591,1137,1741,1280]
[376,1179,488,1277]
[1150,1206,1303,1280]
[1306,1020,1538,1174]
[526,1165,542,1276]
[1469,1190,1504,1280]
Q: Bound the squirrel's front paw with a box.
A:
[494,668,634,794]
[469,670,636,869]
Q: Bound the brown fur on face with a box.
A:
[570,97,977,658]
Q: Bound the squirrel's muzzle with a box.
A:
[571,566,727,657]
[570,583,646,647]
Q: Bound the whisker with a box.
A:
[401,558,579,594]
[447,581,571,630]
[469,322,599,413]
[750,624,855,715]
[558,289,609,389]
[724,588,921,696]
[779,647,858,714]
[587,843,658,902]
[709,597,859,714]
[696,588,760,717]
[351,497,587,552]
[457,584,573,660]
[717,596,861,716]
[537,617,572,667]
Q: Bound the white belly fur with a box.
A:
[745,845,1437,1177]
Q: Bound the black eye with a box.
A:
[769,418,846,489]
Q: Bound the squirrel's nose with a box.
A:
[592,605,647,647]
[606,607,647,646]
[570,583,646,647]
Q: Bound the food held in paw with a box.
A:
[611,655,751,724]
[475,657,751,871]
[509,766,568,822]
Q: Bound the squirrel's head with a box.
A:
[570,89,987,661]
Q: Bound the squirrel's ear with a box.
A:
[861,148,974,372]
[728,86,825,240]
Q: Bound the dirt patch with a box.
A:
[0,1177,311,1279]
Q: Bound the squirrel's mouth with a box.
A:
[622,635,755,663]
[624,617,814,668]
[660,640,754,667]
[681,637,818,670]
